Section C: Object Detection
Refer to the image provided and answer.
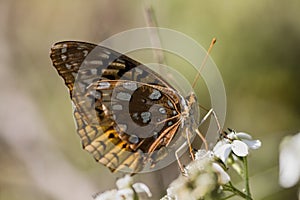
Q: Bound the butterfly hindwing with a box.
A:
[50,41,185,173]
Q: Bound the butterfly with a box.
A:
[50,41,199,174]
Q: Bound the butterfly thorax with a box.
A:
[180,92,198,128]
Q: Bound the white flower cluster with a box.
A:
[94,175,152,200]
[213,129,261,164]
[162,129,261,200]
[162,150,230,200]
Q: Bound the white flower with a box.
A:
[212,162,231,184]
[94,190,118,200]
[132,182,152,198]
[160,195,172,200]
[234,132,262,150]
[116,174,133,189]
[279,132,300,188]
[94,175,152,200]
[166,175,195,200]
[213,130,261,163]
[163,150,229,200]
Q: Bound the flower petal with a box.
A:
[94,189,118,200]
[231,140,248,157]
[235,132,252,140]
[116,175,133,189]
[116,188,133,199]
[212,163,230,184]
[227,132,236,140]
[132,183,152,197]
[242,139,262,149]
[213,141,232,163]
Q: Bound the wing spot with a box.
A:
[108,133,115,138]
[132,113,139,120]
[97,82,110,89]
[167,121,173,126]
[122,82,138,91]
[159,107,166,114]
[135,68,143,74]
[167,100,174,108]
[141,112,151,124]
[128,135,139,144]
[112,104,123,110]
[102,49,112,55]
[61,54,67,61]
[90,68,97,75]
[116,58,125,64]
[172,110,177,115]
[66,64,72,70]
[83,50,88,56]
[61,48,67,54]
[116,92,131,101]
[88,90,102,100]
[117,124,127,132]
[153,132,158,139]
[100,53,109,59]
[89,60,103,65]
[149,89,162,100]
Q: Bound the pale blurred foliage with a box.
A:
[0,0,299,200]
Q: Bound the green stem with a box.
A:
[131,185,139,200]
[223,182,252,199]
[220,193,236,200]
[243,157,251,199]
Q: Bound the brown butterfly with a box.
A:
[50,41,199,174]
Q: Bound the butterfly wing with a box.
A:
[50,41,184,173]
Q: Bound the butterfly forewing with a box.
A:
[50,41,189,173]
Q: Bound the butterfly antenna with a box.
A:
[192,38,217,88]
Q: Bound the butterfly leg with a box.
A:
[186,128,195,161]
[196,108,223,150]
[199,108,222,133]
[175,142,186,173]
[195,128,208,151]
[175,127,195,173]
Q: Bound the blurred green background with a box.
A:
[0,0,299,199]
